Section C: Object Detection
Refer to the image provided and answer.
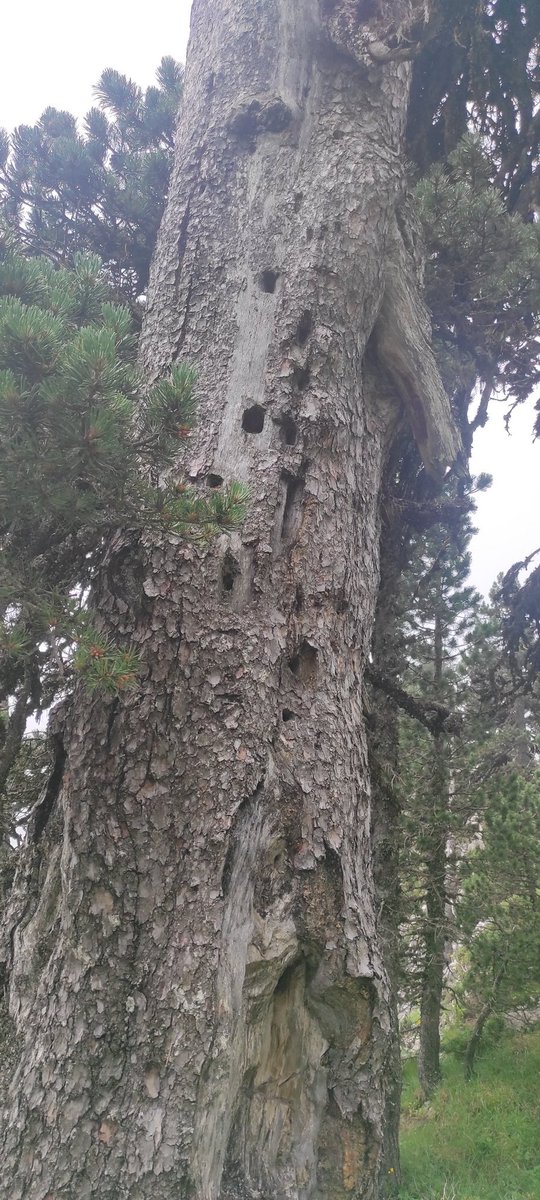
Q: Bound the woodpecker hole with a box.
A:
[279,414,298,446]
[289,641,318,684]
[242,404,266,434]
[260,269,279,294]
[296,310,313,347]
[282,708,296,722]
[292,363,310,391]
[222,551,240,593]
[280,473,305,541]
[207,473,224,488]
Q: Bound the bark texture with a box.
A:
[0,2,458,1197]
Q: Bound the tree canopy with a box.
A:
[0,58,183,302]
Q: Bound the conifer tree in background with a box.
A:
[369,0,540,1110]
[396,509,482,1097]
[0,57,185,886]
[398,552,540,1093]
[459,772,540,1079]
[0,58,183,302]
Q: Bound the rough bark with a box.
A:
[0,2,458,1197]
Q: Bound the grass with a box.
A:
[399,1026,540,1200]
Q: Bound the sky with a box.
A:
[1,0,538,598]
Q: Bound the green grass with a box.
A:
[399,1027,540,1200]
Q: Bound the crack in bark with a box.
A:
[31,731,66,843]
[220,777,266,899]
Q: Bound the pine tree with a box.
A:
[0,4,539,1196]
[396,506,482,1097]
[0,58,183,302]
[459,772,540,1078]
[0,4,462,1195]
[415,136,540,446]
[369,4,540,1114]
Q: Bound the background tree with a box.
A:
[0,58,182,303]
[459,772,540,1079]
[408,0,540,219]
[396,508,481,1097]
[398,564,540,1094]
[369,0,540,1116]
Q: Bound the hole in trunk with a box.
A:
[275,414,298,446]
[296,310,312,347]
[260,269,279,294]
[222,551,240,593]
[282,708,296,722]
[207,473,224,488]
[280,473,305,541]
[242,404,266,433]
[292,363,310,391]
[289,641,318,684]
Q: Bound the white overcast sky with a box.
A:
[1,0,538,598]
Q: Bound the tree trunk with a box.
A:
[366,485,415,1183]
[464,964,506,1082]
[418,610,448,1100]
[0,3,458,1197]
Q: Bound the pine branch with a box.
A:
[366,665,462,736]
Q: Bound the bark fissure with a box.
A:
[32,732,66,843]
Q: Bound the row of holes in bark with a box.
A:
[220,469,304,594]
[260,268,313,343]
[259,272,313,350]
[241,406,298,446]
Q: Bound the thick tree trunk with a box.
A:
[0,3,457,1197]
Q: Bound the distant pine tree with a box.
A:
[459,772,540,1078]
[0,58,183,303]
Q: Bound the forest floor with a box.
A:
[399,1025,540,1199]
